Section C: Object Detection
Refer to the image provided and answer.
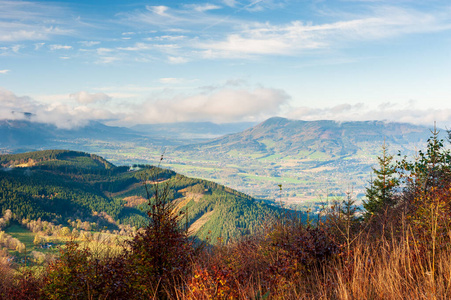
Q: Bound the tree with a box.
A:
[364,142,399,218]
[33,235,42,246]
[397,127,451,251]
[322,190,360,255]
[126,159,194,298]
[399,126,451,194]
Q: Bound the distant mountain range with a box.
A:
[0,120,146,151]
[0,119,255,153]
[176,117,435,158]
[0,117,444,204]
[168,117,443,205]
[1,117,437,155]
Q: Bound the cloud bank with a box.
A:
[124,87,290,124]
[287,102,451,128]
[2,87,451,129]
[0,88,114,129]
[69,91,111,104]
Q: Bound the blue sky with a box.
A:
[1,0,451,128]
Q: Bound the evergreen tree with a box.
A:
[364,142,399,217]
[398,126,451,198]
[126,163,194,299]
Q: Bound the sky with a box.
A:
[1,0,451,128]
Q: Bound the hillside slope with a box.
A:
[0,150,278,242]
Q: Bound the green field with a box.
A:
[5,224,36,250]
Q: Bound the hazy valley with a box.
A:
[0,117,439,211]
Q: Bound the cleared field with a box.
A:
[5,224,36,250]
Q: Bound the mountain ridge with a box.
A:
[177,117,433,158]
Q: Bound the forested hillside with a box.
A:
[0,150,278,242]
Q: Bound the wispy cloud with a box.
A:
[197,6,451,58]
[49,44,72,50]
[148,6,170,16]
[222,0,238,8]
[168,56,189,64]
[117,43,152,51]
[113,3,451,63]
[0,70,10,74]
[34,42,45,50]
[159,78,183,84]
[79,41,100,47]
[97,55,121,64]
[0,23,70,42]
[119,4,235,28]
[185,4,222,13]
[0,1,73,42]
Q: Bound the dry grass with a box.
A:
[177,224,451,300]
[2,223,450,299]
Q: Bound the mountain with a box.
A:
[167,117,439,206]
[177,117,433,158]
[0,119,255,162]
[0,120,149,150]
[0,150,279,242]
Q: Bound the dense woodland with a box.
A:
[1,130,451,299]
[0,150,277,242]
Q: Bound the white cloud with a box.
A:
[286,102,451,128]
[49,44,72,50]
[69,91,111,104]
[147,35,186,41]
[0,44,24,55]
[0,1,73,42]
[118,43,152,51]
[168,56,189,64]
[187,4,222,13]
[120,4,235,28]
[11,45,22,53]
[222,0,237,7]
[0,70,9,74]
[97,56,121,64]
[0,88,37,118]
[0,88,116,129]
[159,78,183,84]
[96,48,113,55]
[147,6,170,16]
[3,87,450,129]
[0,22,68,42]
[79,41,100,47]
[197,6,451,58]
[125,86,290,124]
[34,42,45,50]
